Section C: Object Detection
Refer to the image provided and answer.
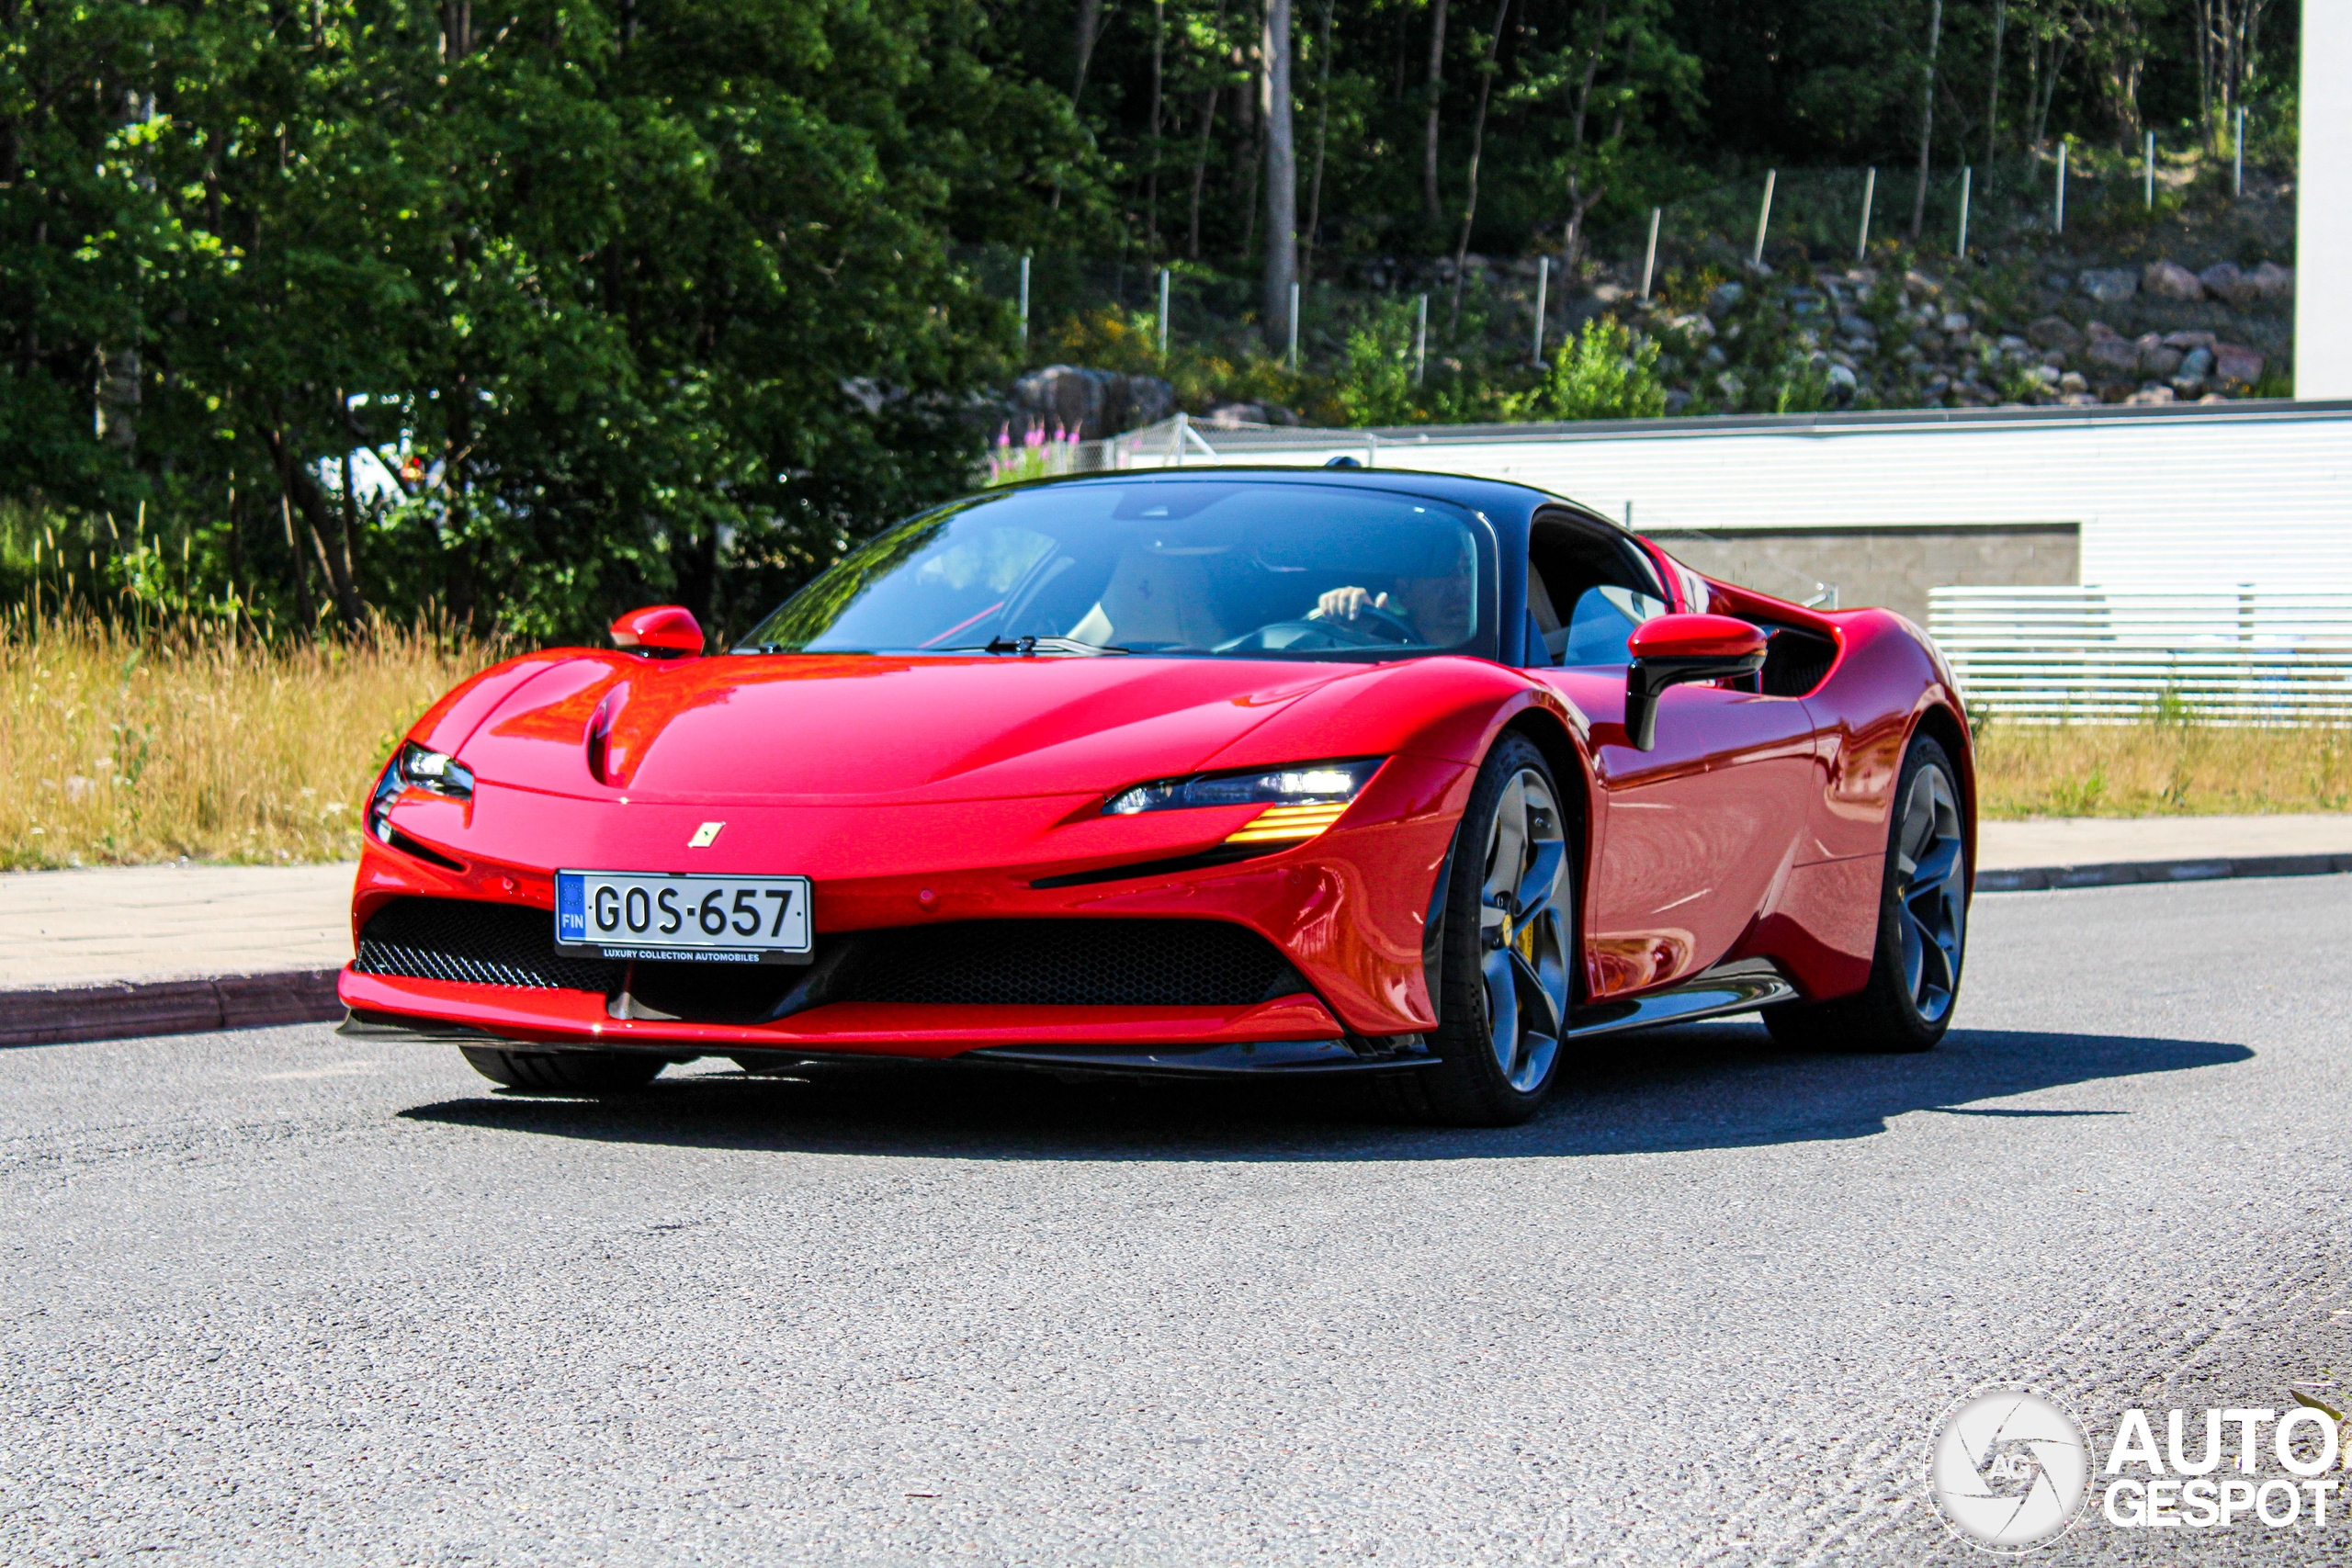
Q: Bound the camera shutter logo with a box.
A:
[1929,1388,2091,1551]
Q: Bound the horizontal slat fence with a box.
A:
[1928,585,2352,725]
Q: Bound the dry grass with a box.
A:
[7,613,2351,868]
[1974,720,2352,819]
[1,613,497,869]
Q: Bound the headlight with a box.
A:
[1104,758,1383,845]
[368,741,474,842]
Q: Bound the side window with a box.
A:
[1528,517,1668,667]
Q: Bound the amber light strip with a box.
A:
[1223,803,1350,844]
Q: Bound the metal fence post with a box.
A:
[1414,293,1428,385]
[1751,169,1776,266]
[1856,167,1876,262]
[1531,255,1549,366]
[1957,164,1972,258]
[1641,207,1660,299]
[2054,141,2067,233]
[1288,281,1301,369]
[1018,254,1031,346]
[2143,130,2155,207]
[2234,107,2245,197]
[1158,268,1171,356]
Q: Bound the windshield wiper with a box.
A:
[933,636,1134,657]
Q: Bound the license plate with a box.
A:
[555,871,813,964]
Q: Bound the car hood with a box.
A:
[452,651,1381,804]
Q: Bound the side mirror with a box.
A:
[1623,614,1769,750]
[610,604,705,660]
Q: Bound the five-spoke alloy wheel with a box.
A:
[1764,734,1971,1054]
[1385,733,1577,1125]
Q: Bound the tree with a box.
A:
[1262,0,1298,349]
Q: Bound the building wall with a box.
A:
[1644,524,2080,623]
[2300,1,2352,398]
[1101,403,2352,592]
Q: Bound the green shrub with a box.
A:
[1516,317,1668,421]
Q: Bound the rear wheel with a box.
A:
[458,1046,666,1095]
[1379,734,1574,1126]
[1763,734,1968,1054]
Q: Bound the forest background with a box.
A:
[0,0,2302,643]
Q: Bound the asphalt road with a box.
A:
[7,875,2352,1566]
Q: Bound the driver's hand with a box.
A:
[1312,586,1389,621]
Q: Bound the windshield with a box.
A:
[738,480,1489,660]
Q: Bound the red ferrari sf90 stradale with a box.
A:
[340,468,1973,1125]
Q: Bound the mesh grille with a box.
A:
[846,919,1294,1008]
[355,897,625,992]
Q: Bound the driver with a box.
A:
[1310,575,1468,644]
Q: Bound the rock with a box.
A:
[1922,373,1951,400]
[1591,282,1633,304]
[2142,260,2204,300]
[2197,262,2259,308]
[2145,346,2184,378]
[1826,364,1858,398]
[2059,391,2102,406]
[1713,370,1746,403]
[1663,389,1693,415]
[2170,377,2208,400]
[2199,392,2231,403]
[2211,343,2266,388]
[1665,311,1715,341]
[2178,345,2215,380]
[1011,365,1177,437]
[1202,402,1271,428]
[2125,384,2177,405]
[2059,371,2089,393]
[2041,348,2070,368]
[2162,330,2217,351]
[1706,281,1747,314]
[2078,268,2139,303]
[1903,270,1941,297]
[1703,344,1728,367]
[1836,312,1877,340]
[2250,261,2295,300]
[2085,320,2118,340]
[2027,316,2084,352]
[1939,310,1972,334]
[1996,334,2030,355]
[2086,335,2143,373]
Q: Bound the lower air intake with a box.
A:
[355,897,625,993]
[844,919,1296,1009]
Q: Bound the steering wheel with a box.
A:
[1321,602,1421,644]
[1215,604,1420,653]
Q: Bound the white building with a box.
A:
[1086,400,2352,622]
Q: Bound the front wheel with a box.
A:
[1380,734,1575,1126]
[1763,734,1969,1054]
[458,1046,667,1095]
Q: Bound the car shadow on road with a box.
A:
[396,1021,2250,1163]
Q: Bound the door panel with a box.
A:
[1547,671,1820,999]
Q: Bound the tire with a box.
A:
[1377,733,1575,1126]
[458,1045,667,1095]
[1762,734,1969,1054]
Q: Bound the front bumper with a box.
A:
[345,753,1475,1055]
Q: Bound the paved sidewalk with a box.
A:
[1,862,356,988]
[1974,812,2352,870]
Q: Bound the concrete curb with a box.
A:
[1978,852,2352,893]
[0,971,344,1049]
